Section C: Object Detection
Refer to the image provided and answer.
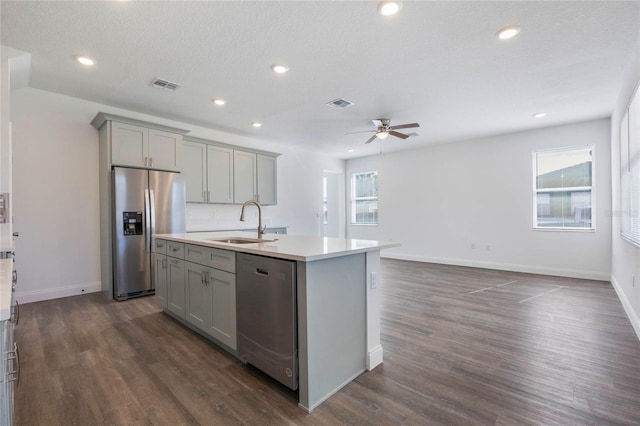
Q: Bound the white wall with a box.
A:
[347,119,612,281]
[10,87,344,302]
[610,45,640,339]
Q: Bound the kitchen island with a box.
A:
[153,231,399,412]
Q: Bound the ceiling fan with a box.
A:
[348,119,420,144]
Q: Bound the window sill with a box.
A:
[351,223,378,227]
[532,227,595,233]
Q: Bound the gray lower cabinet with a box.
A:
[184,244,237,350]
[167,257,186,318]
[1,296,18,425]
[154,253,168,308]
[155,239,237,351]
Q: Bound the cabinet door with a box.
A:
[111,122,147,167]
[167,258,186,318]
[233,150,257,203]
[209,268,237,349]
[154,254,168,308]
[185,262,211,332]
[183,141,207,202]
[148,129,182,172]
[257,154,277,205]
[207,145,234,203]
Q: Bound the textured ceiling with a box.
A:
[1,1,639,159]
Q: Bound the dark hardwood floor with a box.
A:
[14,259,640,425]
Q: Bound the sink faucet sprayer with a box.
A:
[240,200,265,239]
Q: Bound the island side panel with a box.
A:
[296,253,366,412]
[366,250,383,369]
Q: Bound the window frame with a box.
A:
[350,171,378,225]
[532,145,596,232]
[621,81,640,247]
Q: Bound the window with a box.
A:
[533,146,594,230]
[621,82,640,246]
[351,171,378,224]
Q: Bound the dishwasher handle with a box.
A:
[256,268,269,276]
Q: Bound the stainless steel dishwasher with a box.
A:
[236,252,298,390]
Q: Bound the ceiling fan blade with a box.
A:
[389,130,409,139]
[346,130,376,135]
[364,134,378,144]
[389,122,420,130]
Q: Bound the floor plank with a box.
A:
[13,260,640,425]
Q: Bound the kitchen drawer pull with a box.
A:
[11,300,19,325]
[170,259,179,265]
[256,268,269,276]
[7,342,20,386]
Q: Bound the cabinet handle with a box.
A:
[204,271,209,286]
[207,191,211,202]
[170,259,179,265]
[12,269,17,292]
[203,191,207,202]
[7,342,20,386]
[144,157,148,167]
[150,157,153,167]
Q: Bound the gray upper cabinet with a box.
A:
[256,154,277,205]
[183,136,279,205]
[183,140,207,202]
[91,112,187,172]
[233,150,257,204]
[234,151,278,205]
[207,145,234,203]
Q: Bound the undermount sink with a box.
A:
[207,237,278,244]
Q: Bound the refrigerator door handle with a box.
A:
[144,188,151,253]
[149,189,156,250]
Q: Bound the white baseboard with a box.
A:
[367,344,384,370]
[611,274,640,341]
[382,252,610,281]
[15,281,102,304]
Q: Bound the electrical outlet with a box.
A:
[370,272,378,289]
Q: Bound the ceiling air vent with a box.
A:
[326,98,354,109]
[150,78,180,92]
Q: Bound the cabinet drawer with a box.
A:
[185,244,236,273]
[167,242,185,259]
[153,238,168,255]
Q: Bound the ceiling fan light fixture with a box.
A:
[212,98,226,106]
[497,25,520,40]
[376,131,390,139]
[533,112,547,118]
[252,122,262,128]
[378,1,401,16]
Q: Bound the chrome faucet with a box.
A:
[240,200,266,239]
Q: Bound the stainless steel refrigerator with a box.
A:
[112,167,185,301]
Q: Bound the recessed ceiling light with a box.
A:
[348,149,355,153]
[378,1,401,16]
[75,56,95,66]
[212,98,226,106]
[252,122,262,128]
[271,64,289,74]
[533,112,547,118]
[497,25,520,40]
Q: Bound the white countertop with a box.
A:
[1,259,13,321]
[154,231,400,262]
[186,224,288,233]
